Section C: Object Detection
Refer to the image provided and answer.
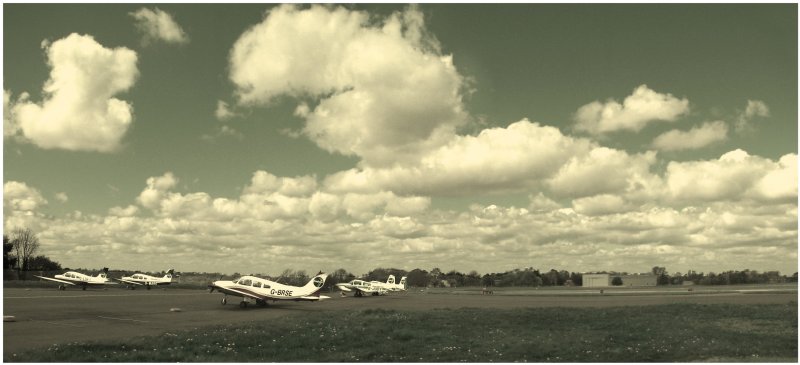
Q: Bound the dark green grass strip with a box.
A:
[6,303,797,362]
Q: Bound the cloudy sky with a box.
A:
[3,4,797,276]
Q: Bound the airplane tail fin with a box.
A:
[302,273,328,296]
[98,267,109,278]
[399,276,407,289]
[387,275,395,285]
[164,269,177,281]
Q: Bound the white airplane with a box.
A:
[34,268,116,290]
[336,279,388,297]
[371,275,407,292]
[116,269,178,290]
[208,273,330,308]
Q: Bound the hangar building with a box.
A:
[581,273,658,287]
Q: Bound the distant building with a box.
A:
[583,274,610,287]
[619,274,657,287]
[581,273,658,287]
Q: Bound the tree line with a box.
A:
[4,228,797,286]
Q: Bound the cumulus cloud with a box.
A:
[651,120,728,151]
[324,119,594,196]
[8,33,138,152]
[137,172,178,210]
[228,4,467,166]
[130,7,189,45]
[665,149,796,202]
[108,205,139,217]
[572,194,630,216]
[4,181,48,213]
[547,148,657,198]
[574,85,690,135]
[3,167,795,276]
[323,119,664,203]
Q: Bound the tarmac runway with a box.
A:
[3,285,797,355]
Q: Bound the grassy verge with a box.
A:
[6,303,797,362]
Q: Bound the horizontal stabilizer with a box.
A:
[299,295,330,301]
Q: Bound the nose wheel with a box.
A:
[221,296,227,305]
[239,301,248,308]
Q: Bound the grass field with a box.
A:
[6,303,797,362]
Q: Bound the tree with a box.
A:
[3,235,17,271]
[11,228,40,274]
[27,255,62,271]
[428,268,442,287]
[611,276,623,286]
[406,269,429,287]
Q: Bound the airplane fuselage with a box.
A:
[209,274,328,307]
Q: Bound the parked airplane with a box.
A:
[208,273,329,308]
[34,268,116,290]
[336,279,388,297]
[370,275,408,292]
[116,269,178,290]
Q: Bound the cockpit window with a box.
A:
[239,279,252,286]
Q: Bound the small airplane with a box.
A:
[336,279,388,297]
[371,275,407,292]
[34,268,117,290]
[208,273,329,308]
[116,269,178,290]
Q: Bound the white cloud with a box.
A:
[130,7,189,45]
[751,154,797,201]
[3,181,48,213]
[54,192,69,203]
[137,172,178,210]
[735,99,770,133]
[214,100,237,121]
[572,194,631,216]
[324,119,593,196]
[228,4,467,166]
[745,99,770,118]
[3,170,795,276]
[651,120,728,151]
[244,171,317,197]
[574,85,690,135]
[547,148,657,198]
[108,205,139,217]
[665,149,795,202]
[9,33,138,152]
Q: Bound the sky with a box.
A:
[3,3,798,277]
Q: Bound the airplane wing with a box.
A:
[34,276,76,286]
[114,278,143,285]
[209,284,263,301]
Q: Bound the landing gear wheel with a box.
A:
[58,285,65,291]
[256,299,267,307]
[221,297,227,305]
[82,286,87,291]
[355,291,362,297]
[146,286,151,290]
[239,301,248,308]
